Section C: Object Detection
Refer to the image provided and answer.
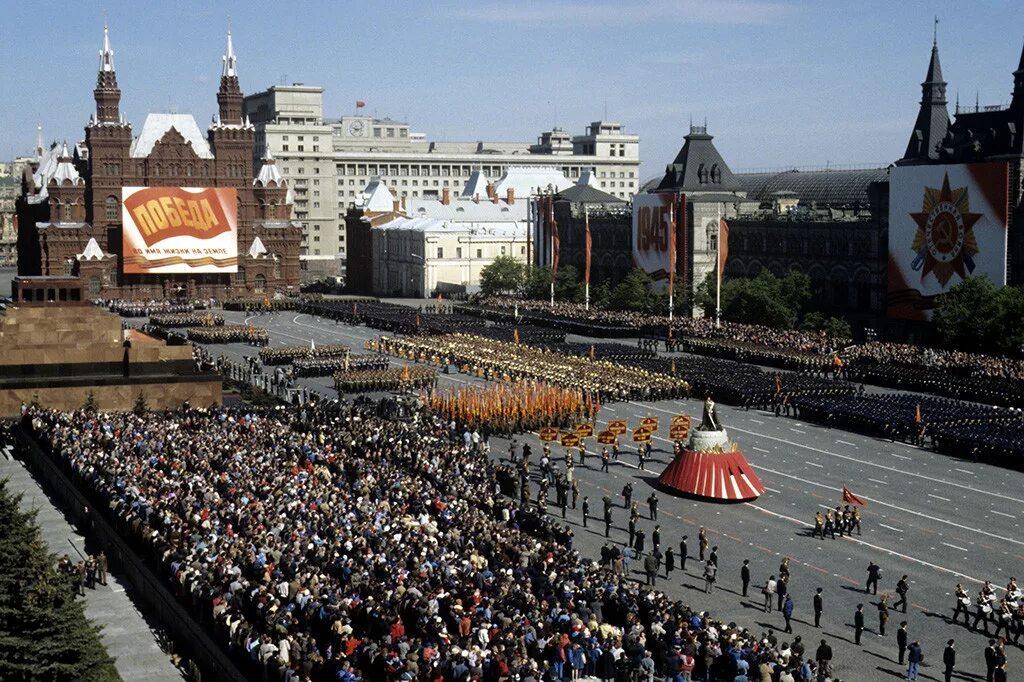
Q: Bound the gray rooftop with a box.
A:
[733,167,889,207]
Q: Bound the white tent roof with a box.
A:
[460,170,490,199]
[51,143,82,185]
[356,176,397,212]
[254,150,284,186]
[131,113,214,159]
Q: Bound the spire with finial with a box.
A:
[1012,37,1024,105]
[93,23,121,124]
[99,23,114,72]
[222,30,237,78]
[217,26,243,125]
[899,27,950,163]
[36,124,43,157]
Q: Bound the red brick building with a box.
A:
[16,27,301,301]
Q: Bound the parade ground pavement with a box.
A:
[196,309,1022,680]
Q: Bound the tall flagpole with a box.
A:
[549,196,555,307]
[668,200,675,322]
[715,205,722,329]
[584,204,590,311]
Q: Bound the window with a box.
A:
[282,144,289,151]
[313,179,320,186]
[88,276,101,297]
[437,247,444,258]
[400,129,407,137]
[314,168,320,174]
[62,203,73,221]
[313,236,320,242]
[282,135,289,141]
[476,249,482,258]
[386,128,395,137]
[298,145,304,152]
[298,136,304,141]
[501,245,506,255]
[373,128,382,137]
[456,247,462,258]
[105,196,118,220]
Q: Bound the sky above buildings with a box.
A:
[2,0,1021,179]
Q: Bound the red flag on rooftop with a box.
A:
[842,486,866,506]
[356,100,366,108]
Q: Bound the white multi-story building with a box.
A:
[366,166,582,297]
[243,84,641,278]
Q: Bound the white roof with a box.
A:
[254,150,284,186]
[493,166,572,197]
[78,237,105,261]
[51,143,82,185]
[460,170,490,199]
[376,215,525,240]
[130,113,214,159]
[248,236,268,258]
[32,143,61,189]
[356,176,396,211]
[407,196,526,222]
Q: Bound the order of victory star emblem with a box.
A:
[909,173,983,287]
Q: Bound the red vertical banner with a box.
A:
[718,218,730,288]
[549,195,560,282]
[679,194,688,295]
[584,207,592,286]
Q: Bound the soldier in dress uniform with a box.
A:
[698,527,708,561]
[953,583,971,625]
[813,511,825,539]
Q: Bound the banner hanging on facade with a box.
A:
[887,163,1008,320]
[122,186,238,274]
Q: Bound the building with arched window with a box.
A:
[15,26,302,300]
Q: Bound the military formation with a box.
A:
[293,354,387,378]
[812,505,863,540]
[333,364,437,393]
[257,343,350,365]
[107,299,194,317]
[372,333,689,402]
[149,311,225,328]
[185,324,269,346]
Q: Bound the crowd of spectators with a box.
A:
[26,401,840,682]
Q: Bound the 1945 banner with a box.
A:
[122,187,238,274]
[887,163,1008,320]
[632,192,681,289]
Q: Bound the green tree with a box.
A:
[132,394,149,415]
[607,268,657,312]
[553,265,585,303]
[0,479,120,681]
[523,266,552,300]
[800,311,852,340]
[704,269,813,329]
[589,281,612,309]
[934,277,1024,354]
[478,255,526,296]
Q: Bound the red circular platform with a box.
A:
[658,448,765,501]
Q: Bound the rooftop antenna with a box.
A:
[933,15,939,46]
[975,90,979,112]
[955,89,959,114]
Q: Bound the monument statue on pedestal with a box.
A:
[698,396,723,431]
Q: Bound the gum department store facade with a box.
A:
[15,28,302,301]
